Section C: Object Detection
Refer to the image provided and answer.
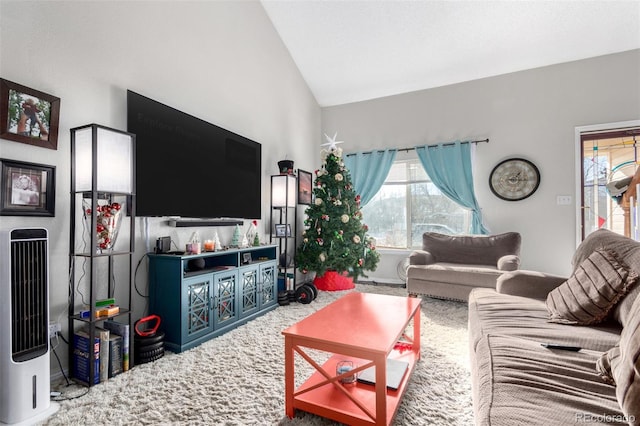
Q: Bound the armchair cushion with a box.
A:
[420,232,521,267]
[497,254,520,271]
[409,249,435,266]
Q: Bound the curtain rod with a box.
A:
[345,138,489,156]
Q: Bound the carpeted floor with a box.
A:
[45,284,473,425]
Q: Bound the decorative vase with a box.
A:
[83,199,124,253]
[313,270,355,291]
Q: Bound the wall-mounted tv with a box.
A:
[127,90,261,219]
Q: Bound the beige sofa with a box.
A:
[407,232,521,301]
[469,229,640,425]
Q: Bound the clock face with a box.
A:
[489,158,540,201]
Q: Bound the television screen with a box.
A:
[127,90,261,219]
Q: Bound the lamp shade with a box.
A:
[272,174,296,208]
[72,124,135,194]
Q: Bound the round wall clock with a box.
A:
[489,158,540,201]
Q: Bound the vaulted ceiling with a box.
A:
[261,1,640,106]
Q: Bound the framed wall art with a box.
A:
[0,78,61,150]
[1,158,55,216]
[297,169,312,205]
[275,223,291,237]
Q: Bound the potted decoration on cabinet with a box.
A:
[296,134,379,291]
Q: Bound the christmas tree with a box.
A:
[231,224,242,247]
[296,135,379,288]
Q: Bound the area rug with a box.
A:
[45,284,473,425]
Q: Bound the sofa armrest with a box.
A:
[409,250,435,266]
[497,254,520,271]
[496,270,568,300]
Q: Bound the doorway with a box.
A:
[576,121,640,243]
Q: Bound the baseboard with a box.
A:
[357,278,407,288]
[50,368,68,385]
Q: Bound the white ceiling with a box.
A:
[261,0,640,107]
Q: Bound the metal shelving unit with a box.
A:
[68,124,136,386]
[270,174,297,293]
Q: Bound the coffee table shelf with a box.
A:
[282,292,421,426]
[294,350,419,425]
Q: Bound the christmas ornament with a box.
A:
[83,199,124,252]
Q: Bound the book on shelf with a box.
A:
[73,329,100,385]
[103,319,130,371]
[96,327,110,382]
[108,334,124,378]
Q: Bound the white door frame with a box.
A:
[574,119,640,247]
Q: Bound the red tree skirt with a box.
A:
[313,270,355,291]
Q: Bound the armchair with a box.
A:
[407,232,521,301]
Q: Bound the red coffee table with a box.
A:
[282,292,421,425]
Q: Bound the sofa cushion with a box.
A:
[420,232,521,266]
[570,228,640,327]
[469,288,621,353]
[610,292,640,423]
[546,249,638,325]
[614,276,640,327]
[596,345,620,386]
[472,334,622,425]
[572,229,640,273]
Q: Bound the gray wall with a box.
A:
[322,49,640,279]
[0,0,320,375]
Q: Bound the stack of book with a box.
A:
[73,320,130,385]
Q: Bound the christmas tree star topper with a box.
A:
[321,132,344,151]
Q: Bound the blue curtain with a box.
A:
[415,141,488,234]
[344,149,397,206]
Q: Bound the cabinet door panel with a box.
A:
[239,265,259,318]
[213,271,238,328]
[182,275,214,343]
[259,261,277,308]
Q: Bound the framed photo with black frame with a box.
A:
[0,78,61,150]
[297,169,312,205]
[0,158,55,216]
[275,223,291,238]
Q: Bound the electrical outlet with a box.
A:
[48,322,61,338]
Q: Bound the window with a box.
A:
[361,157,471,249]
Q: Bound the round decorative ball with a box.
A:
[187,258,205,271]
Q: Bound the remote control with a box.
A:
[541,343,581,351]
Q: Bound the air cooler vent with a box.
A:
[10,228,48,362]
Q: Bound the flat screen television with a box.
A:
[127,90,261,219]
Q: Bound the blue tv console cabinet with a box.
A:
[148,245,278,353]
